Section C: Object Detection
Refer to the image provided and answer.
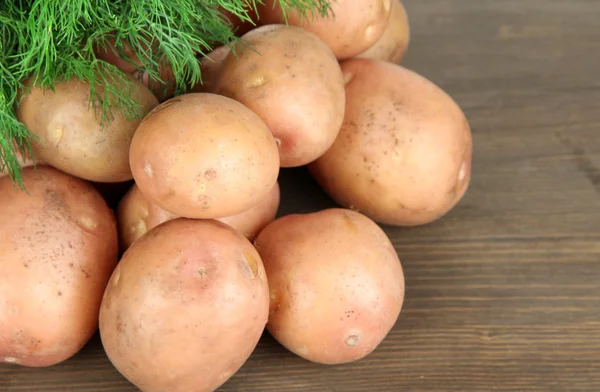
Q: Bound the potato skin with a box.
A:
[309,59,472,226]
[0,166,118,367]
[357,0,410,64]
[258,0,391,60]
[117,181,280,251]
[191,46,230,93]
[129,93,280,219]
[214,25,346,167]
[99,218,270,392]
[255,208,404,365]
[16,75,158,183]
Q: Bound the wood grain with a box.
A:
[2,0,600,390]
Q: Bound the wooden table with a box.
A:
[2,0,600,391]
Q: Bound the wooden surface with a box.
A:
[2,0,600,390]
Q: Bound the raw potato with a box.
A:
[129,93,280,219]
[357,0,410,64]
[258,0,391,60]
[191,45,230,93]
[95,37,177,101]
[0,166,118,367]
[214,25,346,167]
[99,218,270,392]
[16,74,158,183]
[117,181,280,251]
[309,59,472,226]
[255,208,405,365]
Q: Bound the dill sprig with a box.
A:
[0,0,332,188]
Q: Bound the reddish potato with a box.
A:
[258,0,391,60]
[309,59,472,226]
[191,46,230,93]
[214,25,345,167]
[255,208,405,365]
[129,93,280,219]
[95,36,176,101]
[117,181,280,251]
[0,166,118,367]
[357,0,410,64]
[16,74,158,183]
[99,219,270,392]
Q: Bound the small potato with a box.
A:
[0,166,118,367]
[191,46,231,93]
[214,25,345,167]
[309,59,472,226]
[357,0,410,64]
[255,208,405,365]
[258,0,391,60]
[117,181,280,251]
[16,75,158,183]
[99,219,270,392]
[95,36,177,101]
[129,93,280,219]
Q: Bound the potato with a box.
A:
[99,218,269,392]
[258,0,391,60]
[308,59,472,226]
[0,166,118,367]
[16,75,158,183]
[191,45,230,93]
[214,25,345,167]
[117,181,280,251]
[95,36,177,101]
[222,7,259,36]
[255,208,404,365]
[356,0,410,64]
[129,93,280,219]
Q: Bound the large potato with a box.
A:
[129,93,280,219]
[95,36,177,101]
[0,166,118,367]
[356,0,410,64]
[255,208,405,365]
[16,75,158,183]
[309,59,472,226]
[117,181,280,251]
[258,0,391,60]
[191,45,230,94]
[99,218,269,392]
[214,25,345,167]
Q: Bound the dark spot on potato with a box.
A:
[197,195,210,210]
[80,267,90,279]
[57,291,62,296]
[204,169,217,181]
[343,213,359,234]
[248,64,257,72]
[68,262,74,268]
[197,267,208,278]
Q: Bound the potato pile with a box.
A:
[0,1,473,391]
